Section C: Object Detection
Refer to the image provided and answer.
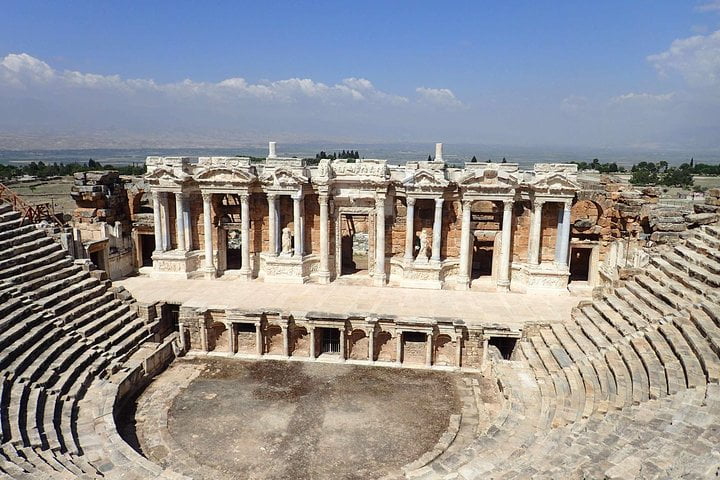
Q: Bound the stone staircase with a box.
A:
[0,201,165,479]
[406,223,720,479]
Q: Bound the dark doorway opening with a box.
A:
[570,247,592,282]
[489,337,517,360]
[140,234,155,267]
[471,240,494,279]
[403,331,426,343]
[236,323,254,333]
[166,303,180,331]
[341,214,369,275]
[226,229,242,270]
[320,328,341,354]
[89,250,105,272]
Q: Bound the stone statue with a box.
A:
[281,227,293,255]
[416,230,430,262]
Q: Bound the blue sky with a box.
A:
[0,1,719,150]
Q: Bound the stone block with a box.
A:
[694,203,720,214]
[652,222,686,232]
[684,213,718,226]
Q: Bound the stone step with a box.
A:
[520,340,557,431]
[644,329,687,395]
[549,324,585,362]
[663,250,720,288]
[0,242,64,276]
[50,283,107,318]
[82,304,133,341]
[20,265,84,295]
[37,277,101,311]
[591,302,635,337]
[693,229,720,250]
[0,221,30,241]
[674,244,720,275]
[685,235,720,261]
[657,323,706,388]
[0,312,52,368]
[604,349,634,409]
[634,274,689,312]
[574,310,611,351]
[688,308,720,359]
[0,229,48,259]
[629,336,666,400]
[603,294,647,330]
[0,249,69,283]
[29,269,89,301]
[624,282,675,318]
[0,203,13,215]
[672,316,720,383]
[2,256,74,289]
[55,291,115,326]
[614,287,662,323]
[705,224,720,239]
[582,305,624,344]
[644,264,703,305]
[615,343,649,404]
[650,255,709,298]
[562,323,601,358]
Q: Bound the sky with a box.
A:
[0,0,719,152]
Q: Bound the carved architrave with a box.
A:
[195,167,257,187]
[458,168,518,194]
[403,168,449,192]
[260,166,308,189]
[531,173,580,195]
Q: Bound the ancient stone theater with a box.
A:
[0,142,719,479]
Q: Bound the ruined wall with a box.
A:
[511,201,532,263]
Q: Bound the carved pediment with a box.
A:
[403,168,449,190]
[531,173,580,192]
[260,166,308,188]
[195,167,257,185]
[458,168,518,189]
[144,167,191,185]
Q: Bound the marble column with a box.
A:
[178,322,186,350]
[528,199,544,265]
[457,200,472,289]
[183,199,192,251]
[557,200,572,267]
[175,192,186,251]
[293,192,303,258]
[255,323,263,356]
[374,194,387,286]
[404,197,415,261]
[282,326,289,357]
[395,330,402,364]
[227,323,235,354]
[367,329,375,362]
[431,198,444,262]
[160,192,171,251]
[240,193,251,276]
[309,326,316,359]
[481,338,489,368]
[152,191,163,253]
[339,326,346,361]
[318,194,330,283]
[202,193,215,275]
[267,194,278,255]
[425,332,433,367]
[497,200,514,291]
[455,333,462,368]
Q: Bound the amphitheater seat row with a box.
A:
[0,202,160,478]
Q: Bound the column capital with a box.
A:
[201,192,213,202]
[503,199,514,211]
[240,193,250,204]
[462,199,473,209]
[563,199,573,210]
[175,191,186,199]
[435,197,445,206]
[151,190,161,200]
[406,196,416,206]
[533,198,545,209]
[319,193,329,204]
[291,190,304,201]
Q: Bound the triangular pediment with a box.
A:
[532,173,580,191]
[403,169,449,189]
[260,167,308,187]
[145,167,190,184]
[458,169,517,187]
[195,167,256,185]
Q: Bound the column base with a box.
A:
[238,268,253,280]
[317,271,331,284]
[202,266,217,279]
[373,273,387,287]
[456,275,470,291]
[496,280,510,292]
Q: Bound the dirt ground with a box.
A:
[135,357,462,480]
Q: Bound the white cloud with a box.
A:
[0,53,410,106]
[647,30,720,87]
[560,95,588,114]
[415,87,464,108]
[695,1,720,12]
[610,92,675,104]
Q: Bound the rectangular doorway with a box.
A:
[225,228,243,270]
[570,247,592,282]
[320,328,340,354]
[471,240,494,279]
[140,234,155,267]
[340,214,369,275]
